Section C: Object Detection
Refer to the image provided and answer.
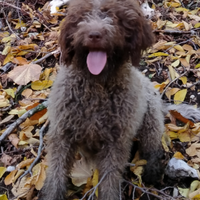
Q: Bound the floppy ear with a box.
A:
[59,0,92,65]
[114,0,155,66]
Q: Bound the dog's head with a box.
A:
[59,0,154,75]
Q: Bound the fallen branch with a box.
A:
[19,120,49,179]
[124,180,173,200]
[33,49,60,64]
[0,101,48,143]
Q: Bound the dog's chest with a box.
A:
[49,66,145,149]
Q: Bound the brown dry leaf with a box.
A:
[169,110,194,127]
[12,57,28,65]
[180,58,190,68]
[165,88,180,100]
[26,102,47,121]
[154,79,169,93]
[8,64,42,85]
[186,143,200,157]
[21,88,33,98]
[4,169,18,185]
[1,153,12,166]
[16,158,35,169]
[11,176,31,198]
[71,156,95,187]
[8,134,19,148]
[35,163,46,190]
[0,115,14,125]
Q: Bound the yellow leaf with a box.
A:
[194,23,200,28]
[178,187,189,198]
[148,52,169,58]
[2,36,12,43]
[168,131,178,140]
[167,2,181,7]
[175,7,189,12]
[2,45,11,55]
[31,80,53,90]
[168,65,175,80]
[178,131,191,142]
[195,64,200,69]
[4,89,15,98]
[190,180,200,193]
[0,194,8,200]
[192,194,200,199]
[0,167,6,178]
[179,76,187,84]
[173,152,184,159]
[171,59,180,67]
[15,21,26,29]
[3,53,14,65]
[8,108,26,117]
[92,169,99,197]
[174,45,184,52]
[8,64,42,85]
[174,89,187,105]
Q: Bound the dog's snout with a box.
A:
[88,31,102,41]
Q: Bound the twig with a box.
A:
[0,101,48,143]
[33,49,60,64]
[123,180,173,200]
[2,10,20,40]
[0,1,22,10]
[80,170,113,200]
[187,80,200,89]
[161,70,188,99]
[164,39,192,53]
[19,120,49,179]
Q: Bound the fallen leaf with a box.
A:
[174,89,187,105]
[8,134,19,148]
[31,80,53,90]
[4,169,18,185]
[173,152,184,160]
[8,64,42,85]
[92,169,99,197]
[0,194,8,200]
[0,167,6,178]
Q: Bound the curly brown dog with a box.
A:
[40,0,165,199]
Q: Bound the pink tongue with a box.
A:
[86,51,107,75]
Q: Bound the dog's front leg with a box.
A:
[137,99,165,184]
[96,140,131,200]
[39,128,76,200]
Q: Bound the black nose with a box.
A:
[88,31,102,41]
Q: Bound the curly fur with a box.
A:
[40,0,165,199]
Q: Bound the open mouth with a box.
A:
[86,51,107,75]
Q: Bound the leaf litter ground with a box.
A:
[0,0,200,199]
